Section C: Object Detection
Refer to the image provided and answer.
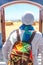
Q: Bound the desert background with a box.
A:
[5,20,39,40]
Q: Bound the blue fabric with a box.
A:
[22,31,32,42]
[20,24,34,43]
[22,25,34,42]
[20,24,34,30]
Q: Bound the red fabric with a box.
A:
[30,51,33,59]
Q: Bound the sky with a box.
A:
[4,3,40,21]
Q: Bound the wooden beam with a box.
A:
[39,10,42,32]
[1,1,42,8]
[1,8,6,44]
[39,8,43,33]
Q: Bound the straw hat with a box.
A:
[22,12,34,25]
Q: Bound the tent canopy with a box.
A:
[0,0,43,6]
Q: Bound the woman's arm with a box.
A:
[2,30,17,63]
[2,39,12,62]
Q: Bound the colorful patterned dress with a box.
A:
[8,26,35,65]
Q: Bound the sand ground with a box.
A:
[5,22,39,40]
[5,22,22,40]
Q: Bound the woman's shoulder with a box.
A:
[9,29,21,38]
[33,31,43,43]
[35,31,42,37]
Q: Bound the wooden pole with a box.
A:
[1,8,6,44]
[0,8,1,33]
[39,8,43,33]
[39,10,42,33]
